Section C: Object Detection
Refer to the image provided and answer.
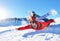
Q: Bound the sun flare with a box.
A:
[0,7,9,20]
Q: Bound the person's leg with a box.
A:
[43,18,48,22]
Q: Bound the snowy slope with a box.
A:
[51,17,60,25]
[0,29,60,41]
[0,18,28,27]
[0,17,60,41]
[0,24,60,41]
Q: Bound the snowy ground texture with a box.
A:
[0,17,60,41]
[0,26,60,41]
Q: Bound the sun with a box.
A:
[0,7,9,20]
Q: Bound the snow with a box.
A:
[51,17,60,25]
[0,24,28,32]
[0,17,60,41]
[0,23,60,41]
[49,9,57,15]
[0,28,60,41]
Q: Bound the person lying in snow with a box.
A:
[27,11,50,28]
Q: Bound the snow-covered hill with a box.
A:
[0,24,60,41]
[0,17,60,41]
[51,17,60,25]
[0,26,60,41]
[0,18,28,27]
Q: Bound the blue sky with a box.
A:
[0,0,60,19]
